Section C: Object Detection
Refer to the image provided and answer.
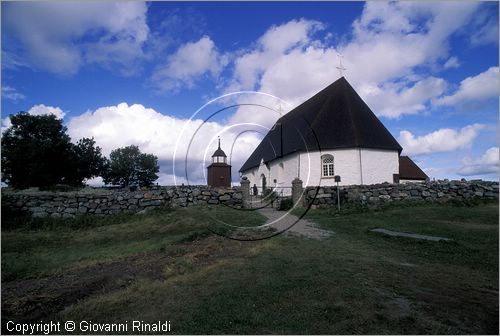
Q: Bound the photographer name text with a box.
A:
[6,320,171,334]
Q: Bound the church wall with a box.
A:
[298,149,362,186]
[241,148,399,190]
[359,149,399,185]
[268,153,299,190]
[242,153,300,196]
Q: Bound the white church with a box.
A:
[239,77,427,193]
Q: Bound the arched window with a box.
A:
[321,154,334,177]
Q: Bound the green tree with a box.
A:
[1,113,74,189]
[103,145,159,187]
[1,113,108,189]
[66,137,107,186]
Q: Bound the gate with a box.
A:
[248,186,292,209]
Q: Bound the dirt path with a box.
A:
[257,208,332,239]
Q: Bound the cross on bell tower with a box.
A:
[336,52,347,77]
[207,137,232,188]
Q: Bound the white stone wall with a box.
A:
[359,148,399,185]
[298,149,362,186]
[241,148,399,190]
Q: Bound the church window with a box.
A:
[322,155,334,177]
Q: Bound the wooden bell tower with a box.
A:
[207,138,231,188]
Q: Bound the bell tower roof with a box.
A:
[212,138,227,157]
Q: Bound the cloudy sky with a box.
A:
[2,1,498,185]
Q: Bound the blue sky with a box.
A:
[2,1,499,185]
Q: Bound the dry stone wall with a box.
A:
[2,186,242,218]
[305,180,499,208]
[2,180,498,218]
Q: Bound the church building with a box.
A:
[239,77,427,192]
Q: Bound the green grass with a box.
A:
[2,203,498,334]
[1,206,266,281]
[303,202,499,270]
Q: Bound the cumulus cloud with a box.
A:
[151,36,228,92]
[436,66,499,106]
[2,86,26,102]
[361,77,447,118]
[223,2,487,122]
[399,124,484,156]
[228,19,327,94]
[2,104,66,130]
[458,147,499,176]
[224,19,338,127]
[345,2,480,84]
[27,104,66,119]
[66,102,263,185]
[3,1,149,75]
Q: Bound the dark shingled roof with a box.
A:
[212,148,227,157]
[212,138,227,157]
[399,156,428,180]
[240,77,403,172]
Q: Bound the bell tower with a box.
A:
[207,138,231,188]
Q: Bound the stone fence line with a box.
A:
[2,186,243,218]
[302,179,499,208]
[2,179,498,218]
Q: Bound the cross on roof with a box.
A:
[336,53,346,77]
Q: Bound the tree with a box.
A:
[102,145,159,187]
[65,137,107,186]
[1,113,74,189]
[1,113,108,189]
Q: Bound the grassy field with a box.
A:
[2,202,498,334]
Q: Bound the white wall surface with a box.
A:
[241,148,399,190]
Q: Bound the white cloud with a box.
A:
[345,2,480,84]
[226,91,294,129]
[223,2,485,122]
[399,124,484,156]
[27,104,66,119]
[467,5,499,46]
[3,2,149,75]
[458,147,499,176]
[151,36,228,92]
[229,19,326,93]
[1,86,26,101]
[225,19,339,127]
[436,66,499,106]
[2,104,66,133]
[66,102,263,184]
[2,118,12,130]
[443,57,460,69]
[360,77,447,118]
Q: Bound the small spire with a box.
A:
[218,136,221,149]
[336,52,347,77]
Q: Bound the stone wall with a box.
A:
[305,180,499,208]
[3,180,498,217]
[2,186,242,218]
